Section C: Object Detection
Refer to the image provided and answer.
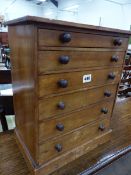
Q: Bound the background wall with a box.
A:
[0,0,131,31]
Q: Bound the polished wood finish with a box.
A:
[38,29,128,49]
[7,16,130,175]
[0,97,131,175]
[39,68,122,97]
[39,118,111,163]
[51,97,131,175]
[38,50,124,74]
[8,25,38,162]
[39,84,117,120]
[39,99,114,141]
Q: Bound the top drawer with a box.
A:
[38,29,128,49]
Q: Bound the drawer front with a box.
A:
[39,84,117,120]
[39,118,110,164]
[38,29,128,49]
[39,67,122,97]
[38,51,124,73]
[39,99,114,141]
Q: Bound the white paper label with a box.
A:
[83,74,92,83]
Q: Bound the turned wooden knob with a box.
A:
[60,33,72,43]
[101,108,108,114]
[111,55,119,62]
[59,56,70,64]
[108,73,115,80]
[99,123,105,131]
[56,123,64,131]
[58,79,68,88]
[55,144,62,152]
[57,101,65,110]
[104,91,111,97]
[113,38,122,46]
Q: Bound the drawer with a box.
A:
[39,67,122,97]
[38,29,128,49]
[38,50,124,73]
[39,84,117,120]
[39,118,110,164]
[39,99,114,141]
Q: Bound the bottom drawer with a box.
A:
[39,118,110,164]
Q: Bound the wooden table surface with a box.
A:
[0,97,131,175]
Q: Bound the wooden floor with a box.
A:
[0,97,131,175]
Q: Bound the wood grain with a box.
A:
[51,97,131,175]
[39,68,122,97]
[39,118,110,164]
[38,29,128,49]
[39,84,117,120]
[38,50,124,74]
[39,99,114,141]
[7,15,130,175]
[8,25,38,163]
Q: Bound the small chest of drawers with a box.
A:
[7,16,131,175]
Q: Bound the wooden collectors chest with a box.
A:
[7,16,131,175]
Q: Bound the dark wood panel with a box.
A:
[38,50,124,74]
[39,68,122,97]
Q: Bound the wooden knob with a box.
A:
[60,33,71,43]
[113,38,122,46]
[55,144,62,152]
[101,108,108,114]
[58,79,68,88]
[59,56,70,64]
[111,55,119,62]
[57,101,65,110]
[104,91,111,97]
[56,123,64,131]
[99,123,105,131]
[108,73,115,80]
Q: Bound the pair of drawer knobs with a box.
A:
[60,32,122,46]
[56,108,108,132]
[59,55,119,64]
[55,123,106,152]
[57,91,111,110]
[58,73,115,88]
